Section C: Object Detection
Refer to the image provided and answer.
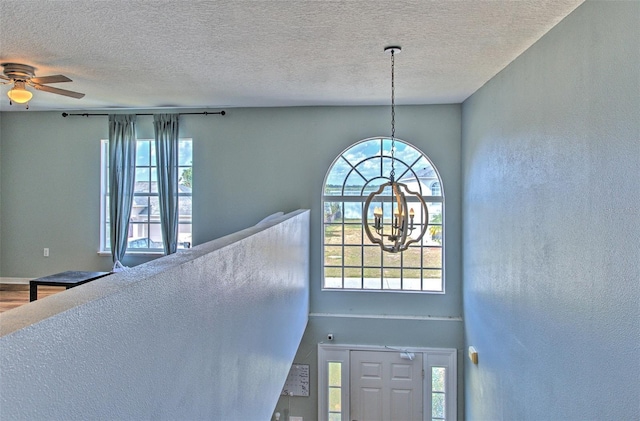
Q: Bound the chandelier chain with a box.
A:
[390,48,396,180]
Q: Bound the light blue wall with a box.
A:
[0,105,461,280]
[1,111,108,275]
[0,112,3,268]
[0,104,464,417]
[462,1,640,419]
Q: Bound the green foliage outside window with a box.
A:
[180,167,192,188]
[429,213,442,244]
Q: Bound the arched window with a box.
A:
[323,137,444,292]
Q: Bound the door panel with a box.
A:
[390,389,413,420]
[350,350,423,421]
[361,388,383,421]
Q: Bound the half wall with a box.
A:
[0,210,310,420]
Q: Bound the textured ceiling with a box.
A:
[0,0,584,111]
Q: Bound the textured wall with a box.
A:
[462,2,640,419]
[0,210,309,420]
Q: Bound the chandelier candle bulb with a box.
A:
[373,207,382,230]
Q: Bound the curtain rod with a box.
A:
[61,110,225,117]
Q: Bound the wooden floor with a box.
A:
[0,284,66,313]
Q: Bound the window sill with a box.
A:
[98,251,164,257]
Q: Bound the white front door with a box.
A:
[350,350,423,421]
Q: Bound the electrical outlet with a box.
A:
[290,417,303,421]
[43,248,49,257]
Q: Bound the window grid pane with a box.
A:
[101,139,192,253]
[322,137,444,293]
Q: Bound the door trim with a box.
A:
[318,344,457,421]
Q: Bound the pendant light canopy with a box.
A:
[363,46,429,253]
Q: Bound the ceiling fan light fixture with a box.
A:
[2,63,84,106]
[7,82,33,104]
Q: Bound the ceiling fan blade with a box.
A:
[32,83,85,99]
[30,75,72,84]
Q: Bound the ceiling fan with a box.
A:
[0,63,85,109]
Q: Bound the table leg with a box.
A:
[29,282,38,302]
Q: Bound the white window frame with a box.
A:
[322,137,445,293]
[99,138,193,255]
[318,344,457,421]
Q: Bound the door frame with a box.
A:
[318,344,457,421]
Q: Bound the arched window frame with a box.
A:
[322,137,445,293]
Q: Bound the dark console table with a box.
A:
[30,271,111,302]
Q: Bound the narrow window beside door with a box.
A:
[432,367,446,421]
[328,362,342,421]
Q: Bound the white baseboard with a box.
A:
[0,277,30,285]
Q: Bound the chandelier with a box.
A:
[363,46,429,253]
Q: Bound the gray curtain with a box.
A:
[154,114,180,255]
[108,114,137,269]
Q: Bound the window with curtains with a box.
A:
[99,138,193,253]
[322,137,444,292]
